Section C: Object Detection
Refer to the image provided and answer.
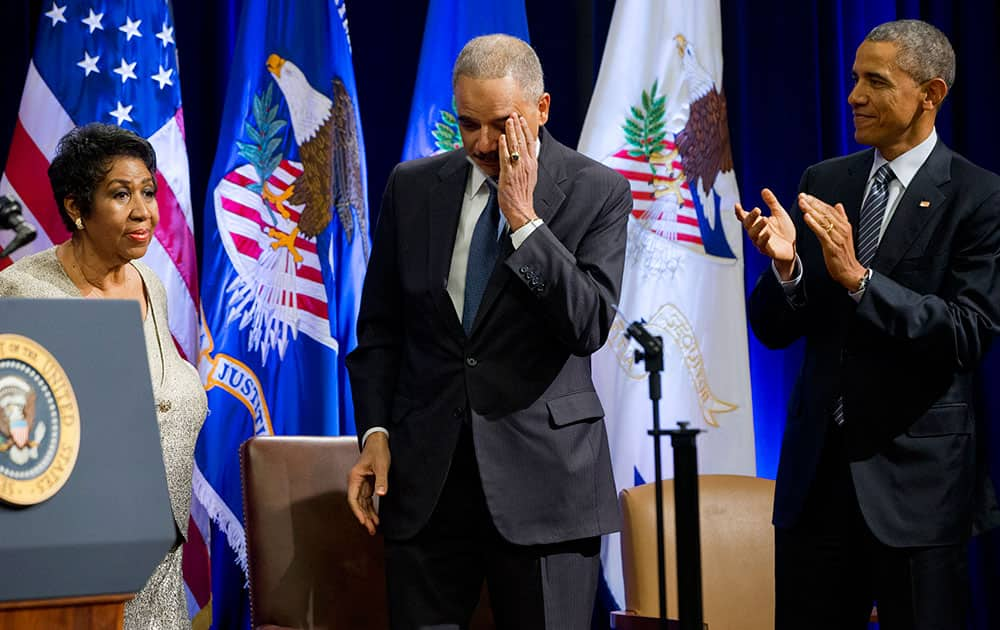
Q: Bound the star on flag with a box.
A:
[152,65,174,90]
[81,8,104,33]
[155,22,175,48]
[77,51,100,76]
[109,101,134,126]
[119,16,143,41]
[113,58,138,83]
[44,2,67,26]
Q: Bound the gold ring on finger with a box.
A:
[510,151,520,163]
[824,222,834,232]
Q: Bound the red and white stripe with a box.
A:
[602,139,705,251]
[213,160,338,353]
[0,62,199,361]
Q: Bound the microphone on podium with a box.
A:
[0,195,37,259]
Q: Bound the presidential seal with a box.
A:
[0,334,80,505]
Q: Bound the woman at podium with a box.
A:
[0,123,207,629]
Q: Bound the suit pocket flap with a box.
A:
[906,403,972,437]
[546,390,605,427]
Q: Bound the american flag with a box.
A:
[0,1,198,361]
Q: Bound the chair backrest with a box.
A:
[241,435,388,630]
[619,474,776,630]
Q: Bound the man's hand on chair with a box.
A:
[347,432,390,535]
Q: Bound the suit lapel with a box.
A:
[531,128,567,223]
[872,142,951,275]
[428,151,469,336]
[470,128,567,333]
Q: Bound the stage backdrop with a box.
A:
[0,1,997,628]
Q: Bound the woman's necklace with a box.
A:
[67,242,115,296]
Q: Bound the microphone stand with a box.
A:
[622,317,669,629]
[0,196,37,259]
[623,316,705,630]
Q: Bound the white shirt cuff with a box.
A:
[511,218,544,249]
[361,426,388,447]
[773,256,802,294]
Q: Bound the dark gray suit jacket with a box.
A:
[749,141,1000,547]
[346,128,632,544]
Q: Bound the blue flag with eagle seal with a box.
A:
[190,0,367,626]
[401,0,529,160]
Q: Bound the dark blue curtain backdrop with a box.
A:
[1,0,998,626]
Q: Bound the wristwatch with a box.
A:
[854,268,872,294]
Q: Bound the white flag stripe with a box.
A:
[18,62,75,159]
[266,165,301,188]
[148,115,196,230]
[142,238,198,354]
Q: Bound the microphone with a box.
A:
[0,195,37,259]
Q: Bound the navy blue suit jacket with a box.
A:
[749,141,1000,546]
[347,128,632,544]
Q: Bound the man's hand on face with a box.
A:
[798,193,867,291]
[735,188,797,280]
[497,113,540,231]
[346,431,390,536]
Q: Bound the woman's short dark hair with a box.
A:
[48,123,157,231]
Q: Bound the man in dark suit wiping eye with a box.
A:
[346,34,632,630]
[738,19,1000,630]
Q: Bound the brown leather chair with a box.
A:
[241,436,387,630]
[617,474,776,630]
[241,436,495,630]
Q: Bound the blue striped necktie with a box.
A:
[462,186,500,334]
[833,163,895,426]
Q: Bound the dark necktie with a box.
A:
[833,163,895,426]
[462,187,500,334]
[855,163,895,267]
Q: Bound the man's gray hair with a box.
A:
[865,19,955,89]
[452,34,545,101]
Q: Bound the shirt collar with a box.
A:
[870,128,937,189]
[465,137,542,199]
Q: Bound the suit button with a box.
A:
[519,266,529,274]
[452,406,465,418]
[466,357,478,367]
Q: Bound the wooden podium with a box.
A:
[0,300,176,629]
[0,594,131,630]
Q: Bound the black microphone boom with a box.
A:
[0,195,38,259]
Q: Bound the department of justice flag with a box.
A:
[579,0,757,613]
[189,0,368,627]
